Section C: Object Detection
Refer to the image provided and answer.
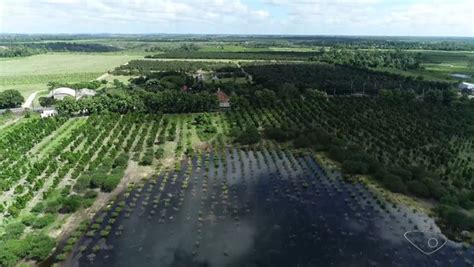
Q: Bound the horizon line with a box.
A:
[1,33,474,38]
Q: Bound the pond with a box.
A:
[63,148,474,267]
[450,73,472,79]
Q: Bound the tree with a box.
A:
[25,234,56,260]
[341,160,369,174]
[38,97,55,107]
[278,83,299,99]
[442,89,458,105]
[306,89,328,100]
[379,89,393,99]
[236,125,260,145]
[424,89,442,103]
[382,174,407,193]
[0,90,24,109]
[254,89,277,107]
[407,180,430,198]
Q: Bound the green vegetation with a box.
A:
[0,90,24,109]
[113,59,238,74]
[0,53,143,98]
[244,63,450,96]
[0,42,120,58]
[1,34,474,265]
[146,51,321,60]
[193,113,217,141]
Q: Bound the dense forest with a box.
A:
[316,49,422,69]
[243,63,452,96]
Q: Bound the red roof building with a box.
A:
[216,88,230,108]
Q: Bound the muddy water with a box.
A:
[65,149,474,267]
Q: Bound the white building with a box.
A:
[459,82,474,93]
[77,88,96,98]
[49,87,76,100]
[49,87,97,100]
[41,109,58,118]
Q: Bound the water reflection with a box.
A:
[66,149,474,267]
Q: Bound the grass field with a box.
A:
[373,50,474,83]
[0,52,145,98]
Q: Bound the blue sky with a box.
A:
[0,0,473,36]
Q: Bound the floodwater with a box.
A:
[450,73,471,79]
[64,148,474,267]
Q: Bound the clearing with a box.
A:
[0,53,144,97]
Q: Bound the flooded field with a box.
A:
[450,73,472,79]
[63,148,474,267]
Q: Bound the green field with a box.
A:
[373,50,474,83]
[0,53,144,98]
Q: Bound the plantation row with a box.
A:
[0,113,177,266]
[0,112,234,266]
[0,117,68,211]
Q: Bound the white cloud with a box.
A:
[262,0,473,36]
[0,0,472,36]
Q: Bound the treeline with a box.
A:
[0,46,41,57]
[316,49,422,70]
[244,63,451,95]
[0,42,120,57]
[47,80,105,90]
[145,51,321,61]
[293,37,474,51]
[129,72,194,91]
[55,90,218,115]
[26,42,120,52]
[113,60,237,75]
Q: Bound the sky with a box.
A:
[0,0,473,36]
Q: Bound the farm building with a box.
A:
[40,109,58,118]
[459,82,474,94]
[77,88,97,98]
[50,87,76,100]
[49,87,97,100]
[216,88,230,108]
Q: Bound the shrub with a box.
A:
[341,160,370,175]
[31,202,45,213]
[139,149,154,166]
[382,174,407,193]
[1,222,25,241]
[32,214,55,229]
[407,180,430,198]
[74,175,91,193]
[436,205,474,230]
[113,153,129,168]
[58,195,83,213]
[235,126,260,145]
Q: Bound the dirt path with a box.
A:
[22,90,46,109]
[51,162,153,240]
[95,73,109,81]
[144,58,305,64]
